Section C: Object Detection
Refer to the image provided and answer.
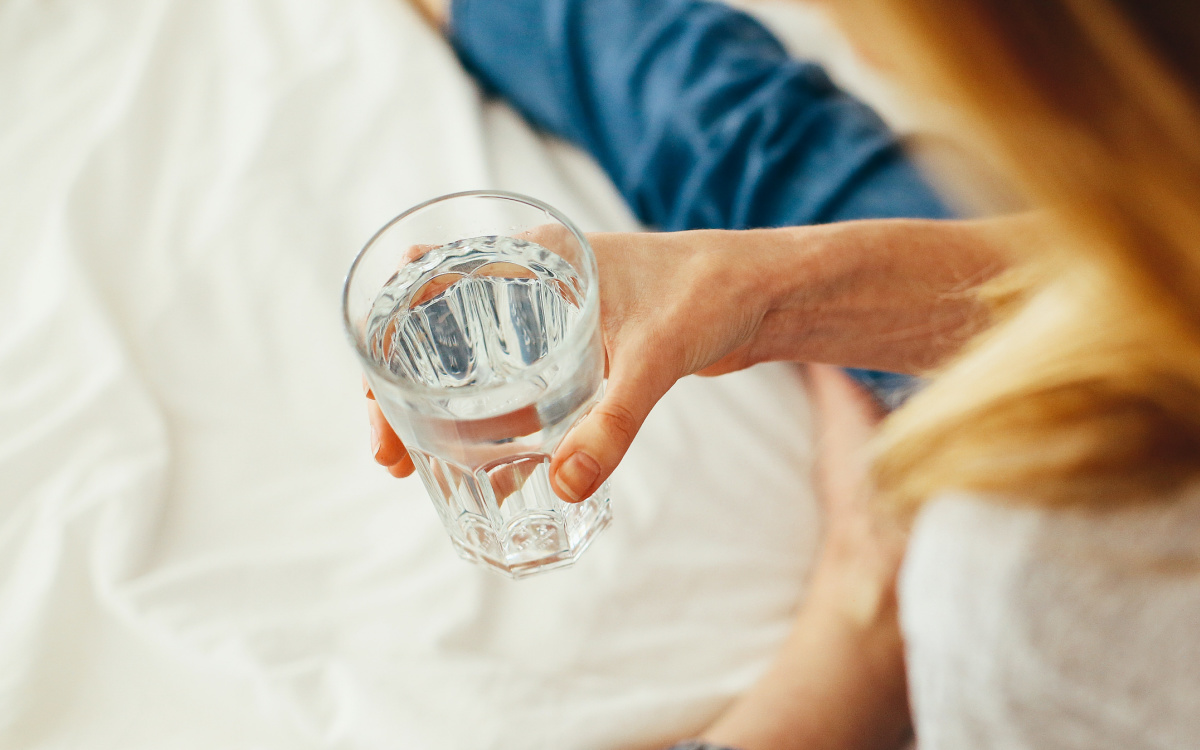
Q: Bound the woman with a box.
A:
[374,0,1200,747]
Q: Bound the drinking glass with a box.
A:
[343,191,612,578]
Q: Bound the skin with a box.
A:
[408,0,447,26]
[369,218,1013,493]
[698,363,911,750]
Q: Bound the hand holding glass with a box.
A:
[343,191,612,578]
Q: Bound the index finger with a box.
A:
[368,398,410,467]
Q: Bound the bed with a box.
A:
[1,1,909,747]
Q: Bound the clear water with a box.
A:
[363,235,610,577]
[366,236,584,392]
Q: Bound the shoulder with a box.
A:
[900,488,1200,750]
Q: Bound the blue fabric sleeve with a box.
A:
[449,0,951,231]
[448,0,943,403]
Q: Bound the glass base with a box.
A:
[448,489,612,579]
[407,446,613,578]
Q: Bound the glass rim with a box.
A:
[342,189,601,401]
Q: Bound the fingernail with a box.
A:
[555,452,600,502]
[370,422,381,458]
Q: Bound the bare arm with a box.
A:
[742,218,1010,374]
[371,215,1030,500]
[694,365,910,750]
[698,599,908,750]
[541,216,1016,503]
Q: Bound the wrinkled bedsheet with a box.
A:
[0,1,894,747]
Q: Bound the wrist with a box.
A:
[797,569,907,705]
[805,561,901,640]
[744,219,1004,372]
[805,508,909,633]
[698,564,910,750]
[747,225,837,366]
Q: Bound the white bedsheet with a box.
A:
[0,1,861,747]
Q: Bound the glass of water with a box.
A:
[343,191,612,578]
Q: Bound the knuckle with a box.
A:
[525,223,572,250]
[592,402,640,448]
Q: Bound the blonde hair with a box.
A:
[833,0,1200,509]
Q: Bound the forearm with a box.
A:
[694,365,912,750]
[698,600,909,750]
[746,216,1016,374]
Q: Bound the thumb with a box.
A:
[549,355,676,503]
